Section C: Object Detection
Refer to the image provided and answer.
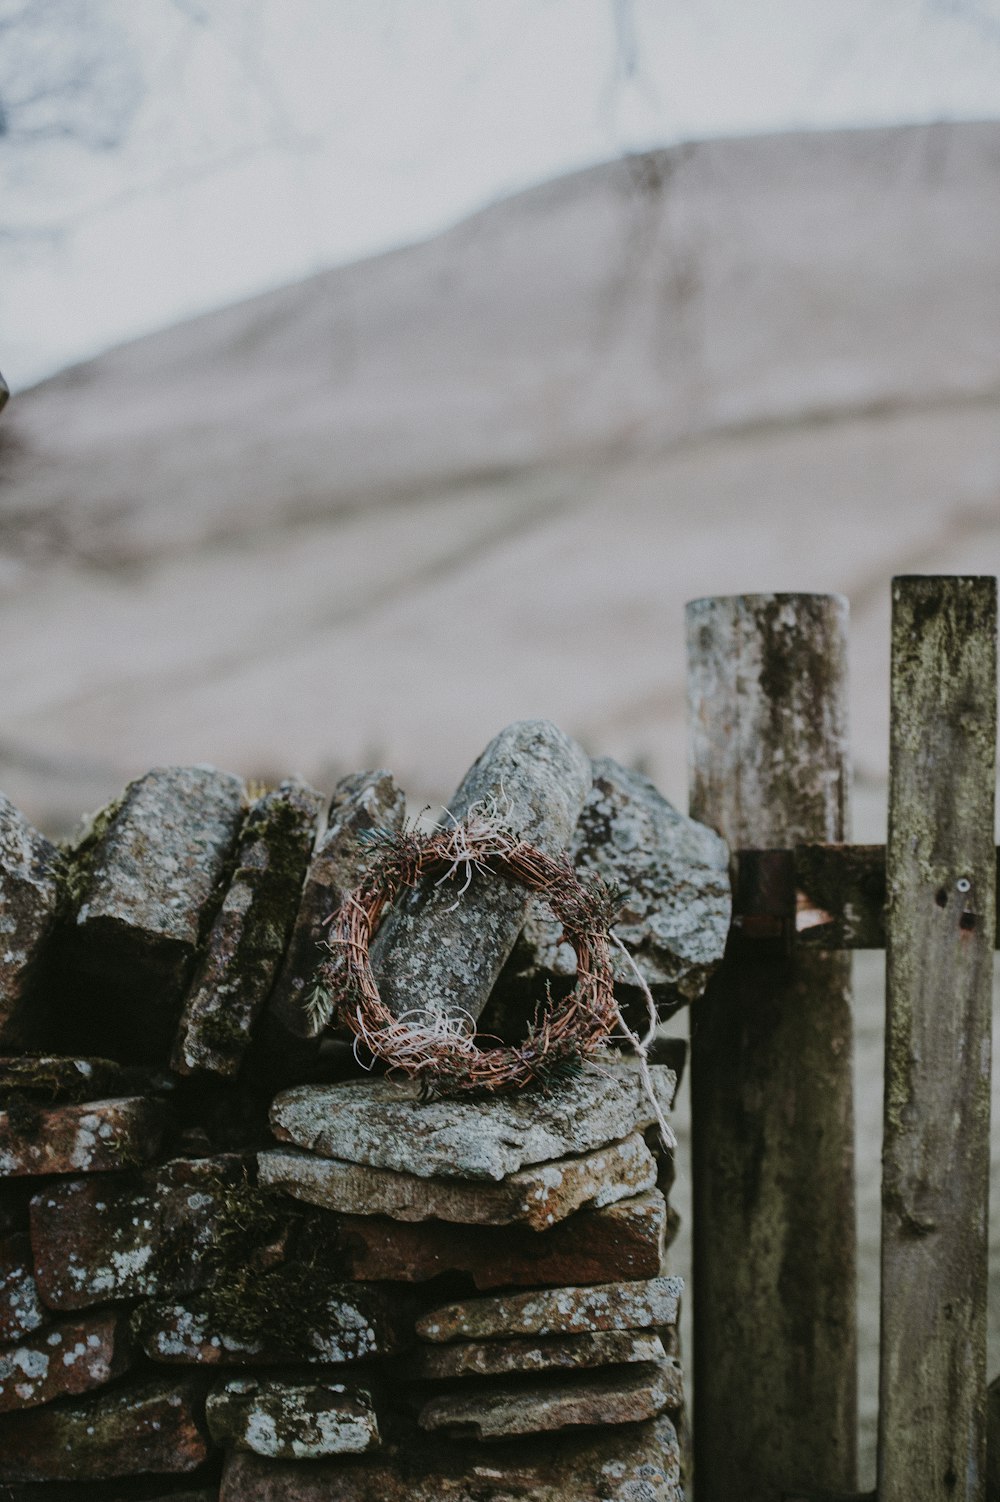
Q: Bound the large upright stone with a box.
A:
[512,757,731,1007]
[268,770,406,1040]
[59,766,245,1063]
[369,721,591,1027]
[172,781,322,1077]
[0,796,61,1048]
[269,1060,676,1181]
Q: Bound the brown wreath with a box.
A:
[309,804,619,1094]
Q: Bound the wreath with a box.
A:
[307,801,620,1094]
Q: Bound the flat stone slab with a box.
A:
[207,1375,380,1459]
[370,720,592,1027]
[30,1154,247,1309]
[333,1191,667,1290]
[0,1232,47,1342]
[269,770,406,1040]
[514,756,731,1005]
[0,1309,132,1412]
[418,1359,684,1439]
[136,1280,404,1366]
[172,780,322,1077]
[417,1275,683,1344]
[0,1054,139,1103]
[269,1060,676,1181]
[259,1129,656,1229]
[0,1373,210,1481]
[408,1329,666,1381]
[62,765,245,1062]
[0,795,61,1047]
[219,1414,682,1501]
[0,1095,163,1177]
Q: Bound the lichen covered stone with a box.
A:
[0,1232,47,1342]
[172,780,322,1077]
[269,1060,675,1182]
[219,1414,683,1500]
[0,796,61,1047]
[207,1375,380,1458]
[0,1309,132,1412]
[417,1274,683,1344]
[0,1095,163,1178]
[268,770,406,1040]
[29,1154,247,1309]
[418,1358,684,1439]
[136,1278,404,1366]
[369,720,591,1027]
[407,1328,666,1381]
[258,1130,657,1228]
[59,765,245,1062]
[512,756,731,1007]
[0,1373,210,1481]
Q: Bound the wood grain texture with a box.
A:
[878,576,997,1502]
[687,594,858,1501]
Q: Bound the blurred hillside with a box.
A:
[2,119,999,835]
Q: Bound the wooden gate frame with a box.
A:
[686,578,997,1502]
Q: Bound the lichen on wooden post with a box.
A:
[687,593,857,1501]
[878,576,996,1502]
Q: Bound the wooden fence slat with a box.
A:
[687,594,858,1501]
[878,576,997,1502]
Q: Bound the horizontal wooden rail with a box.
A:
[731,843,1000,948]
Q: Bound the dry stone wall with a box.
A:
[0,723,729,1499]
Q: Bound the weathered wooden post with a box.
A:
[878,576,996,1502]
[687,594,858,1501]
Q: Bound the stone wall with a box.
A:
[0,734,729,1499]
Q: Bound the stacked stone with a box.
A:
[230,1057,686,1499]
[0,725,729,1499]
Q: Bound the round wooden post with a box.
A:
[687,594,858,1501]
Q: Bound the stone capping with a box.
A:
[0,742,712,1496]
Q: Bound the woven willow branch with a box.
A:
[311,810,619,1094]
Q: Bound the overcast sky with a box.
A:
[3,0,1000,390]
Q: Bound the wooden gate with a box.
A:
[686,577,997,1502]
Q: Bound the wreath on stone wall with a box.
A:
[308,803,619,1094]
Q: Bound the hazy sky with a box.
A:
[3,0,1000,389]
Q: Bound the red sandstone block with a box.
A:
[335,1190,667,1289]
[0,1373,210,1481]
[29,1154,246,1311]
[0,1095,163,1177]
[0,1308,132,1411]
[0,1231,47,1342]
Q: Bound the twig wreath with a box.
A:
[306,797,620,1094]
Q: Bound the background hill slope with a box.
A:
[2,119,999,835]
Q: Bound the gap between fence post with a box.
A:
[687,593,858,1501]
[878,575,997,1502]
